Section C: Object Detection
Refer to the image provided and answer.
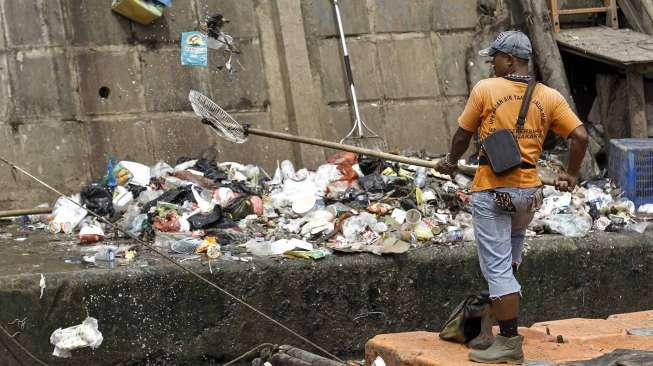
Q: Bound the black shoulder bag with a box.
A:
[480,78,537,175]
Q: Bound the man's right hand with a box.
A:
[434,156,456,177]
[555,172,577,192]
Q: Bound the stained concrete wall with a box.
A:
[0,0,600,208]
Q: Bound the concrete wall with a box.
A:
[0,0,599,208]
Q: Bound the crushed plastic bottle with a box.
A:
[414,167,427,188]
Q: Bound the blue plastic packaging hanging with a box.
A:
[181,31,208,67]
[154,0,172,8]
[105,157,117,189]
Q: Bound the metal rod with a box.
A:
[247,127,441,168]
[333,0,364,137]
[0,207,51,219]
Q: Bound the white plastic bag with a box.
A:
[118,161,151,186]
[49,195,88,234]
[50,317,103,358]
[545,213,592,237]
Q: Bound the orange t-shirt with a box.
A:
[458,77,582,192]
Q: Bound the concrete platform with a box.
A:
[0,222,651,365]
[365,310,653,365]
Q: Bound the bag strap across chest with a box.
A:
[516,77,538,129]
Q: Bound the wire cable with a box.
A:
[0,322,47,366]
[0,156,345,365]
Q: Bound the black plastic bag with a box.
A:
[224,196,253,220]
[141,186,194,214]
[188,206,223,230]
[126,183,147,199]
[359,174,387,193]
[358,157,385,175]
[80,183,114,217]
[194,159,228,182]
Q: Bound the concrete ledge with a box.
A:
[365,311,653,365]
[0,230,651,365]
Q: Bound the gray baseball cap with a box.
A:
[479,31,532,60]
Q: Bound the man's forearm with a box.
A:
[566,126,588,177]
[448,128,474,161]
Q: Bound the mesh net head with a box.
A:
[188,90,247,143]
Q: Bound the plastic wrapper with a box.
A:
[246,238,313,256]
[78,220,105,244]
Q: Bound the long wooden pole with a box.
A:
[0,207,51,218]
[247,127,442,169]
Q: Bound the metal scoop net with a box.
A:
[189,90,247,143]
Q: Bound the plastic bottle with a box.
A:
[94,247,116,262]
[170,237,203,255]
[414,167,427,188]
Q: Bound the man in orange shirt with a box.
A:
[435,31,588,364]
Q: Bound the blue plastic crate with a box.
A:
[608,139,653,207]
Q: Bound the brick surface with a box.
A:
[0,2,5,49]
[378,37,440,99]
[141,48,201,112]
[149,114,215,164]
[76,50,145,115]
[373,0,431,33]
[197,0,257,39]
[1,0,66,47]
[384,101,449,154]
[318,38,383,103]
[467,31,495,87]
[433,0,478,31]
[0,53,9,122]
[64,0,132,46]
[0,122,86,197]
[8,49,74,119]
[432,32,473,96]
[444,97,467,137]
[207,41,268,110]
[133,2,199,45]
[302,0,370,37]
[83,117,154,178]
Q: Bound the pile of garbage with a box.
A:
[27,152,649,263]
[530,180,649,237]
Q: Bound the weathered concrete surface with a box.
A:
[366,311,653,365]
[0,225,650,365]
